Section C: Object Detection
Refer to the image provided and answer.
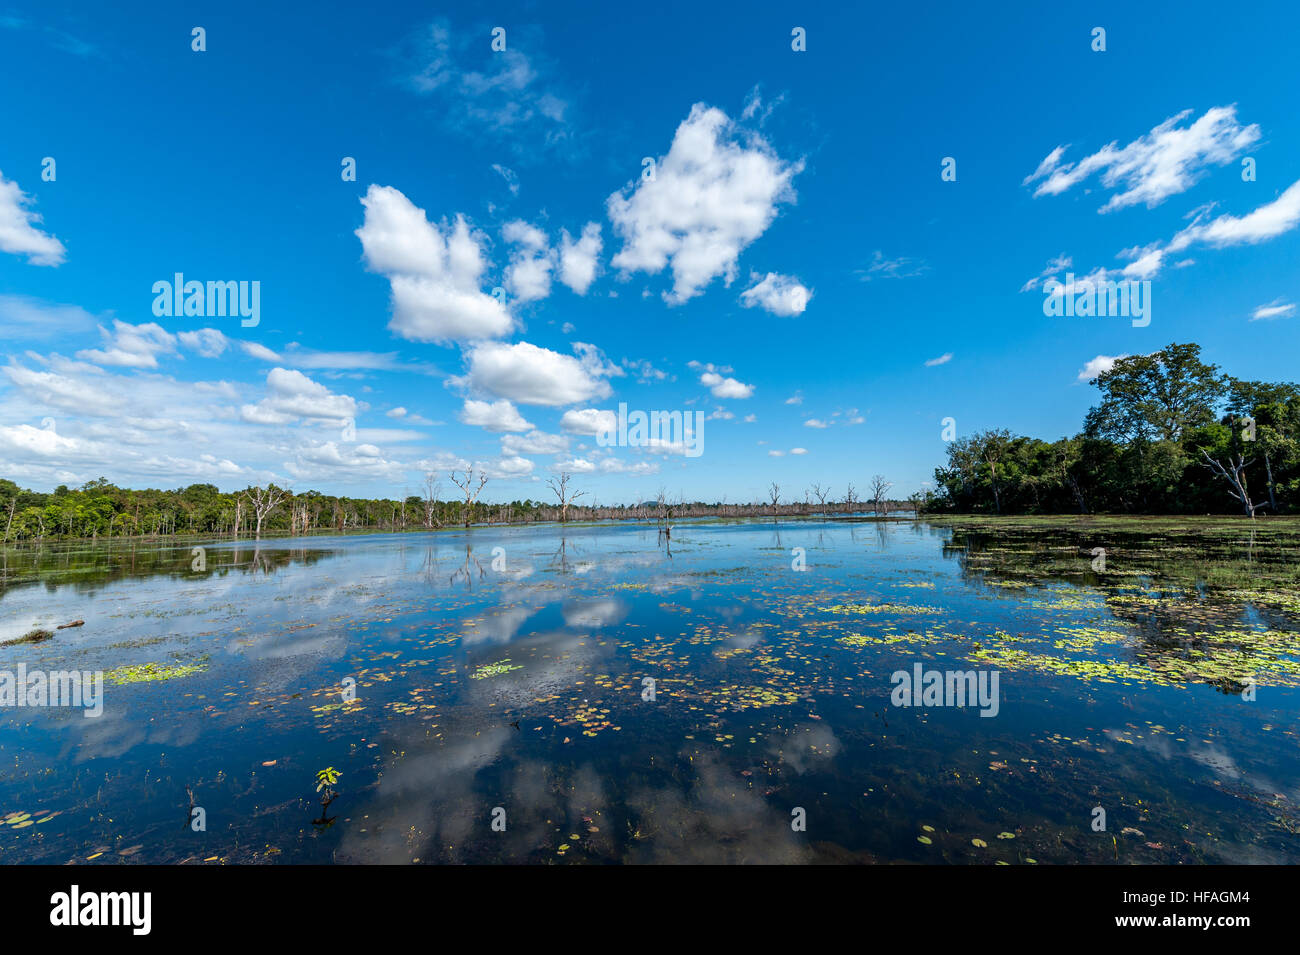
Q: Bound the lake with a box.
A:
[2,516,1297,864]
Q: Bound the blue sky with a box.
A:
[2,1,1298,504]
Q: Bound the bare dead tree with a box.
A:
[241,484,288,539]
[870,475,893,517]
[811,482,830,516]
[844,482,858,515]
[546,471,586,523]
[1200,448,1258,517]
[422,472,443,529]
[768,482,781,512]
[449,467,488,528]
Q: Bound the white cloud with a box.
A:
[492,163,520,196]
[924,352,953,367]
[0,170,65,265]
[481,455,535,479]
[700,371,753,399]
[501,430,569,455]
[803,418,829,429]
[558,222,602,294]
[1077,354,1128,382]
[855,250,928,282]
[739,271,810,316]
[1029,179,1300,292]
[790,447,807,455]
[690,361,753,399]
[405,20,572,153]
[458,398,533,432]
[177,328,229,358]
[356,184,513,343]
[1251,300,1296,321]
[454,340,618,406]
[240,341,280,362]
[1168,179,1300,252]
[241,368,358,426]
[502,219,555,303]
[555,456,596,473]
[1024,106,1261,212]
[0,295,99,339]
[76,321,178,369]
[607,103,801,303]
[560,408,617,435]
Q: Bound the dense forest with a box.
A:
[925,342,1298,516]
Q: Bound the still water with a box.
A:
[1,518,1297,864]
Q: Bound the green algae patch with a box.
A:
[822,602,945,616]
[104,660,208,685]
[470,659,523,680]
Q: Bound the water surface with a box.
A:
[2,518,1297,864]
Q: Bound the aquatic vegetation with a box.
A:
[4,628,54,646]
[821,602,944,615]
[470,659,523,680]
[103,660,208,685]
[315,767,341,792]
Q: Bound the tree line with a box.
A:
[0,466,903,543]
[925,342,1299,517]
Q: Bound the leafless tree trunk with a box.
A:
[242,485,288,539]
[811,483,830,517]
[870,475,893,517]
[449,468,488,528]
[422,473,443,529]
[1200,449,1258,517]
[547,471,585,523]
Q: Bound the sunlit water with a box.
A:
[1,519,1297,864]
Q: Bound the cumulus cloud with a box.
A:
[1024,106,1261,212]
[75,321,177,369]
[689,360,753,399]
[558,222,602,294]
[356,184,513,343]
[458,398,533,432]
[739,272,810,316]
[0,170,65,265]
[241,368,358,426]
[502,430,569,455]
[1077,354,1128,382]
[454,341,619,406]
[502,219,555,303]
[607,103,801,303]
[559,408,617,435]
